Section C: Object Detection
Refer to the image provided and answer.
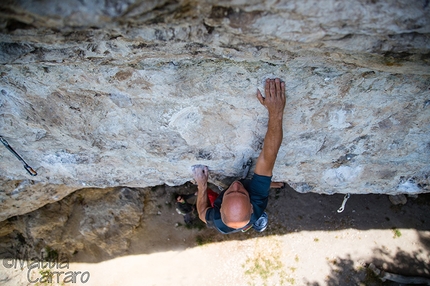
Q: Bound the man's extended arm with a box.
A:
[193,165,211,223]
[254,78,286,177]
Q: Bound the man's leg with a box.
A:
[253,212,268,232]
[270,182,284,189]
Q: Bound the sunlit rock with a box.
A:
[0,0,429,221]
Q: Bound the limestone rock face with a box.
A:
[0,0,429,221]
[0,187,145,259]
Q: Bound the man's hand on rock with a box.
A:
[257,78,286,118]
[192,165,209,187]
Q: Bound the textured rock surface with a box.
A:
[0,0,429,221]
[0,186,146,259]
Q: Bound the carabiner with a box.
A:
[337,193,350,213]
[0,136,37,176]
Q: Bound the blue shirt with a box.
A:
[205,174,272,234]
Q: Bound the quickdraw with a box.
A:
[337,193,350,213]
[0,136,37,176]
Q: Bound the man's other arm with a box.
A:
[193,165,211,223]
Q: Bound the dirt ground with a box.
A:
[2,183,430,286]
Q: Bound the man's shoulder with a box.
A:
[247,173,272,196]
[205,207,220,228]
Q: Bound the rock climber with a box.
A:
[193,78,286,234]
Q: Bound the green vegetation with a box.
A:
[392,227,402,238]
[195,236,204,245]
[243,252,287,284]
[195,235,211,246]
[45,246,59,261]
[241,238,295,285]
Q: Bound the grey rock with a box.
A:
[0,0,429,221]
[389,194,408,205]
[0,187,145,259]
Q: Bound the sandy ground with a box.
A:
[1,184,430,286]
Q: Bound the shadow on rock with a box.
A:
[0,183,429,264]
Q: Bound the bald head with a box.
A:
[221,181,253,229]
